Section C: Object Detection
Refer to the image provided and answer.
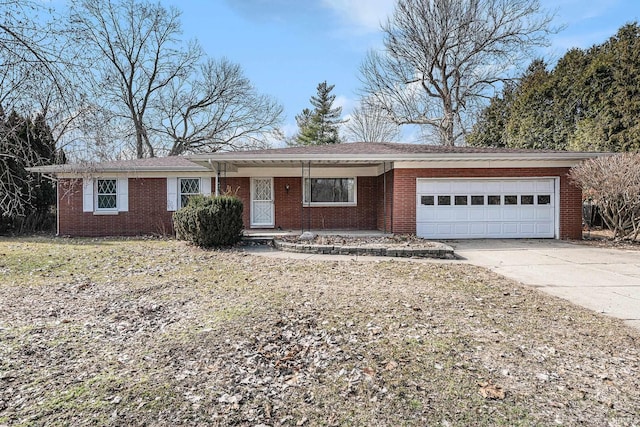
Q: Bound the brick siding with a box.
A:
[391,167,582,239]
[58,178,174,237]
[57,168,583,240]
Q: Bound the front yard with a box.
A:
[0,237,638,426]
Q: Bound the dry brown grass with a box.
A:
[0,237,638,426]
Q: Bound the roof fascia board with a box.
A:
[394,159,586,169]
[188,151,607,163]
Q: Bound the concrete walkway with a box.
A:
[451,239,640,330]
[244,240,640,330]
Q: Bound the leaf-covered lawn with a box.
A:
[0,237,638,426]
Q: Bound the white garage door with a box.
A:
[416,178,557,239]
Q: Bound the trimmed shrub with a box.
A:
[173,195,244,247]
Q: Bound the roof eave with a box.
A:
[187,151,608,163]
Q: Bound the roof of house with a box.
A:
[28,142,605,174]
[27,155,210,174]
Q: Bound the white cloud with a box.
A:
[334,94,357,115]
[320,0,395,33]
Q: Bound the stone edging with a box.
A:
[272,239,456,259]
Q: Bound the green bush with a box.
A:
[173,195,244,247]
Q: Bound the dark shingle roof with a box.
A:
[191,142,572,159]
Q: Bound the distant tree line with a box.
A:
[468,23,640,152]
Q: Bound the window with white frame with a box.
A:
[96,179,117,210]
[303,178,356,205]
[180,178,200,208]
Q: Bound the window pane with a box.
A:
[504,195,518,205]
[421,195,434,206]
[538,195,551,205]
[521,195,534,205]
[97,179,116,195]
[437,195,451,206]
[181,178,200,194]
[454,195,468,205]
[98,194,116,209]
[471,195,484,205]
[488,195,501,205]
[96,179,117,210]
[306,178,355,203]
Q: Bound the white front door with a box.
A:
[251,178,274,228]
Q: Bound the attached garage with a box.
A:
[416,178,558,239]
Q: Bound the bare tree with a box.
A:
[359,0,555,146]
[570,153,640,240]
[156,58,283,155]
[69,0,200,158]
[0,1,73,221]
[344,98,400,142]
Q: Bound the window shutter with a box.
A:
[117,178,129,212]
[82,178,94,212]
[201,177,211,197]
[167,177,178,211]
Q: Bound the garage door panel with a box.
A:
[453,210,468,220]
[416,209,436,221]
[503,208,519,221]
[486,209,502,220]
[520,208,535,220]
[469,223,485,234]
[536,180,554,192]
[536,208,554,220]
[502,181,519,192]
[518,181,537,192]
[416,178,557,239]
[468,209,485,220]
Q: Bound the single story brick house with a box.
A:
[28,142,600,239]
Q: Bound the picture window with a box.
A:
[304,178,355,204]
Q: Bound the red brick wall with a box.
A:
[233,176,377,231]
[391,167,582,239]
[221,177,250,229]
[58,178,174,237]
[216,176,378,231]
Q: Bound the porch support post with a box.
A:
[307,161,312,232]
[383,161,387,233]
[215,162,220,196]
[300,162,304,234]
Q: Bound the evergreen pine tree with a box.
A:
[294,81,345,145]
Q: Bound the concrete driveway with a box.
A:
[451,239,640,330]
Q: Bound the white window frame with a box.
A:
[303,177,357,207]
[95,179,118,212]
[179,177,201,208]
[83,177,128,215]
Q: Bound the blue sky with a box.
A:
[163,0,639,142]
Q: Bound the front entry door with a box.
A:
[251,178,274,228]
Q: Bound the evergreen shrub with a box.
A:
[173,195,244,247]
